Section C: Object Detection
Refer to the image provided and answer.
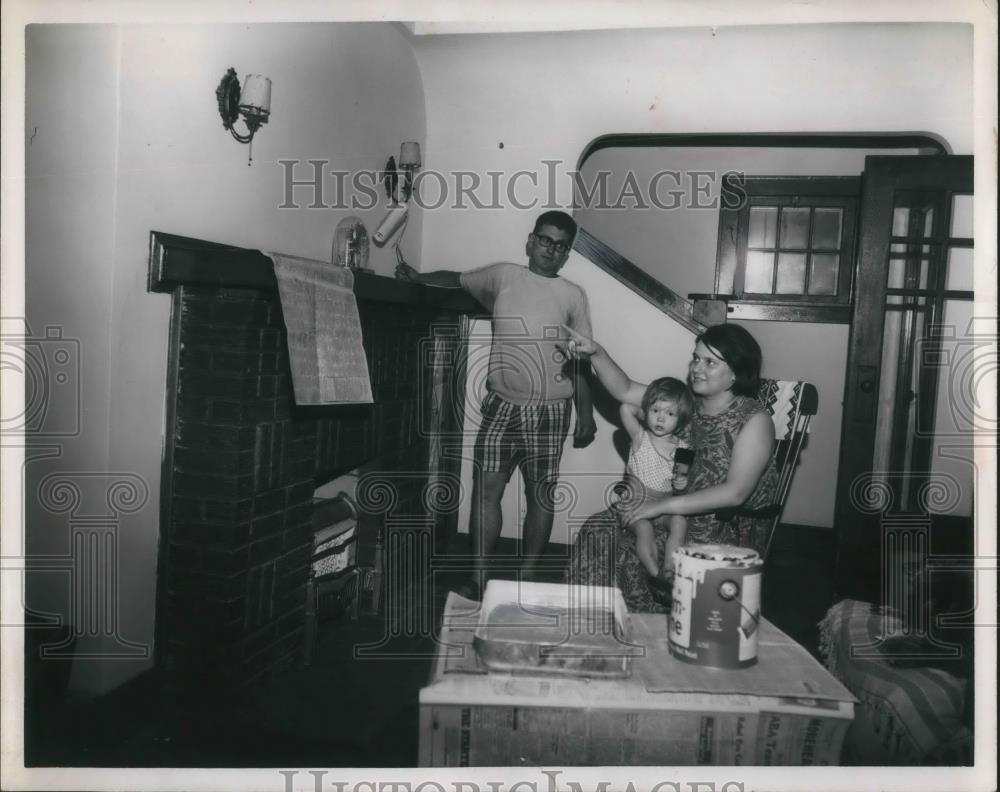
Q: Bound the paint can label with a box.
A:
[668,544,763,669]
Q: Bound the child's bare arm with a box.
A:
[619,402,645,445]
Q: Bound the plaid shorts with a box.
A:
[474,391,571,483]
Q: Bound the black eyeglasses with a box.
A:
[531,233,571,255]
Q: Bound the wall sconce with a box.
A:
[216,67,271,164]
[398,142,422,201]
[375,142,421,246]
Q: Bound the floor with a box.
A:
[26,526,836,768]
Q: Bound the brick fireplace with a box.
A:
[148,232,481,703]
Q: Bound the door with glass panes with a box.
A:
[835,155,974,603]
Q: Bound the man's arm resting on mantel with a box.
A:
[395,262,462,288]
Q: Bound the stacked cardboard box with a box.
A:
[419,587,855,766]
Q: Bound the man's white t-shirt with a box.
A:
[460,262,592,406]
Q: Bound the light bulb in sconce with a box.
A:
[399,142,421,168]
[216,68,272,165]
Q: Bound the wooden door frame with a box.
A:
[834,154,974,598]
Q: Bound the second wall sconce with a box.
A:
[375,142,421,246]
[381,142,422,204]
[216,67,272,164]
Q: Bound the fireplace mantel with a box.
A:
[147,230,485,316]
[146,229,475,701]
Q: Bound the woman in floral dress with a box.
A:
[565,324,777,612]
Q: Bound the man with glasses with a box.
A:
[395,210,595,598]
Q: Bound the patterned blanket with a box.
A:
[818,599,972,765]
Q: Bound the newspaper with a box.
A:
[269,253,373,405]
[420,590,856,766]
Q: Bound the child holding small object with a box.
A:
[618,377,695,590]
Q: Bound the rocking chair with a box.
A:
[568,378,817,610]
[731,378,818,562]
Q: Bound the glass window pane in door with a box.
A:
[875,299,929,511]
[749,207,777,248]
[887,258,931,289]
[892,207,910,236]
[926,299,975,516]
[950,194,973,238]
[745,250,775,293]
[921,208,935,237]
[872,308,903,481]
[888,259,904,288]
[779,208,810,248]
[945,246,974,291]
[775,253,807,294]
[916,258,930,289]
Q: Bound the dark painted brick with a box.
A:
[242,400,276,422]
[249,535,285,566]
[174,447,253,476]
[208,401,243,425]
[164,286,470,686]
[276,545,312,577]
[282,522,313,551]
[168,543,200,568]
[211,300,270,325]
[252,490,286,517]
[256,376,277,399]
[174,471,254,500]
[274,569,308,598]
[258,352,278,374]
[210,286,265,303]
[182,372,257,400]
[171,522,249,547]
[175,421,254,452]
[273,610,306,638]
[180,323,260,352]
[286,481,313,502]
[243,624,279,658]
[178,347,213,371]
[202,497,253,523]
[249,512,285,539]
[258,329,282,351]
[179,299,215,321]
[211,351,256,373]
[201,546,251,574]
[284,502,312,526]
[286,458,315,481]
[169,565,248,598]
[175,394,212,422]
[271,592,308,622]
[170,497,204,521]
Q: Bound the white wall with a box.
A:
[412,21,973,540]
[25,23,123,695]
[576,145,924,526]
[23,18,976,695]
[577,146,924,302]
[25,21,426,696]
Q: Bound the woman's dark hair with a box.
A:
[533,210,577,239]
[696,324,762,397]
[641,377,696,432]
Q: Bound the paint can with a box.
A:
[668,544,762,669]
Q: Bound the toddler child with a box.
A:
[618,377,695,586]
